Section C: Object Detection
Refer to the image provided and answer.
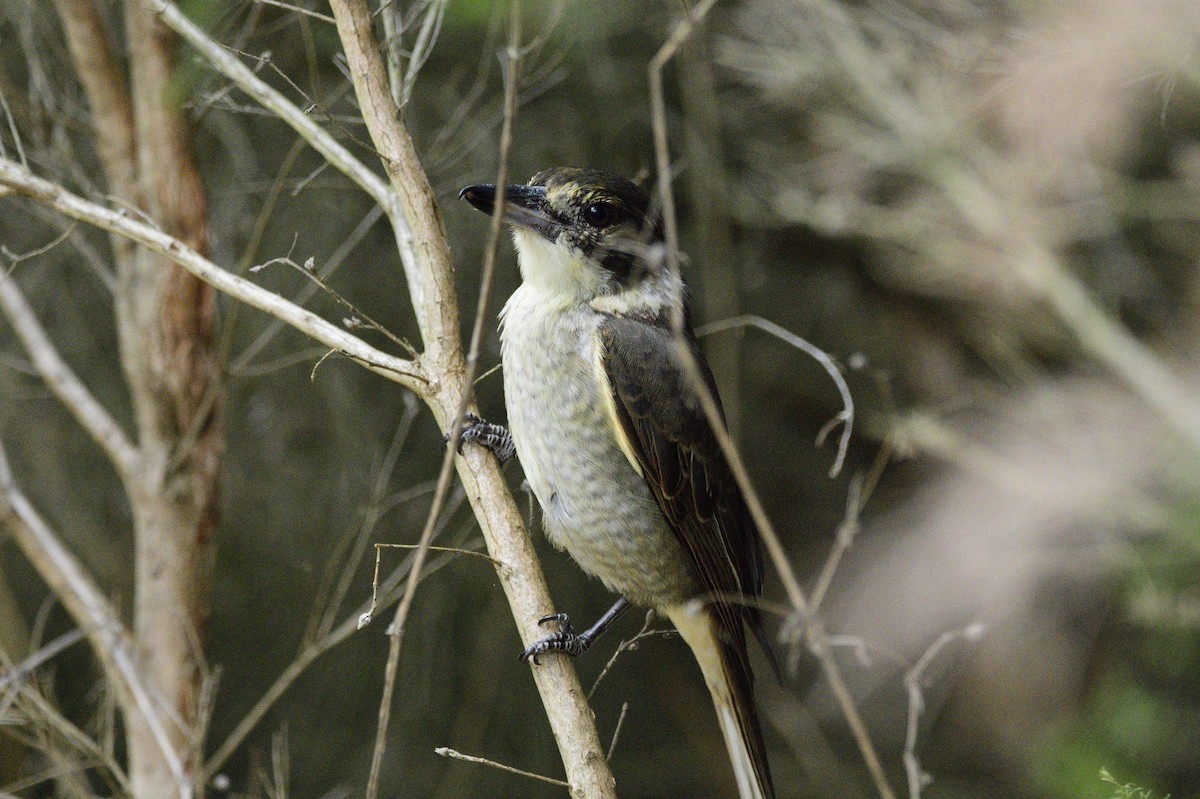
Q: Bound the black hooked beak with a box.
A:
[459,183,557,239]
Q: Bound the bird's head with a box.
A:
[460,167,669,303]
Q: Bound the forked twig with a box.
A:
[587,610,675,700]
[903,623,985,799]
[698,314,854,478]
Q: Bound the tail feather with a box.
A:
[667,605,775,799]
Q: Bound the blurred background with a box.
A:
[1,0,1199,797]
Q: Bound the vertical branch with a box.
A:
[0,441,188,795]
[327,1,618,796]
[650,5,896,798]
[51,0,138,267]
[678,29,742,436]
[364,5,522,797]
[98,2,225,795]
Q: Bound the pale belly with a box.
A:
[500,290,695,607]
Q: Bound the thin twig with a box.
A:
[698,315,854,478]
[0,84,28,168]
[203,537,467,778]
[605,702,630,762]
[0,629,86,692]
[150,1,392,210]
[377,542,502,567]
[0,440,188,797]
[254,0,335,23]
[648,5,897,798]
[250,250,416,355]
[359,539,503,629]
[588,611,674,700]
[362,7,523,796]
[308,396,422,644]
[434,747,569,788]
[903,623,985,799]
[808,437,894,614]
[1,222,77,275]
[0,276,140,481]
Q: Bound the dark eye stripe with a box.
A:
[600,250,636,283]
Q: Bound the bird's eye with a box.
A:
[582,202,616,228]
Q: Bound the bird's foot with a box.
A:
[444,412,515,464]
[519,613,594,665]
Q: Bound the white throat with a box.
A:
[506,227,683,321]
[511,228,606,301]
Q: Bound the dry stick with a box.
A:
[648,5,897,799]
[0,278,140,482]
[0,628,86,693]
[254,0,335,24]
[308,396,422,644]
[361,8,523,796]
[35,3,611,793]
[434,748,569,789]
[203,544,464,779]
[0,160,424,392]
[902,624,985,799]
[230,205,385,373]
[605,702,630,762]
[342,0,615,769]
[808,437,893,615]
[587,611,673,700]
[697,315,853,478]
[149,2,392,210]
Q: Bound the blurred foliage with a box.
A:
[1038,498,1200,799]
[1099,768,1172,799]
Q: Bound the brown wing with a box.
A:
[599,312,774,797]
[598,313,764,619]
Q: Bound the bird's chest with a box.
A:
[499,294,622,512]
[499,290,690,604]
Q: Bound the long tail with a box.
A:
[667,605,775,799]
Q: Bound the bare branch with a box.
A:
[605,702,629,762]
[698,314,854,478]
[203,531,469,779]
[903,623,985,799]
[0,276,140,480]
[0,159,425,391]
[254,0,335,24]
[0,629,86,694]
[52,0,137,200]
[149,1,392,210]
[326,0,618,794]
[363,7,523,793]
[587,611,675,700]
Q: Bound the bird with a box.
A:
[459,167,775,799]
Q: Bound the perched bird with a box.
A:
[460,167,775,799]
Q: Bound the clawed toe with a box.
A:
[444,413,516,464]
[520,613,588,664]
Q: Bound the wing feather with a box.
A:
[599,312,775,799]
[597,313,767,649]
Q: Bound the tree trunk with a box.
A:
[120,4,223,796]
